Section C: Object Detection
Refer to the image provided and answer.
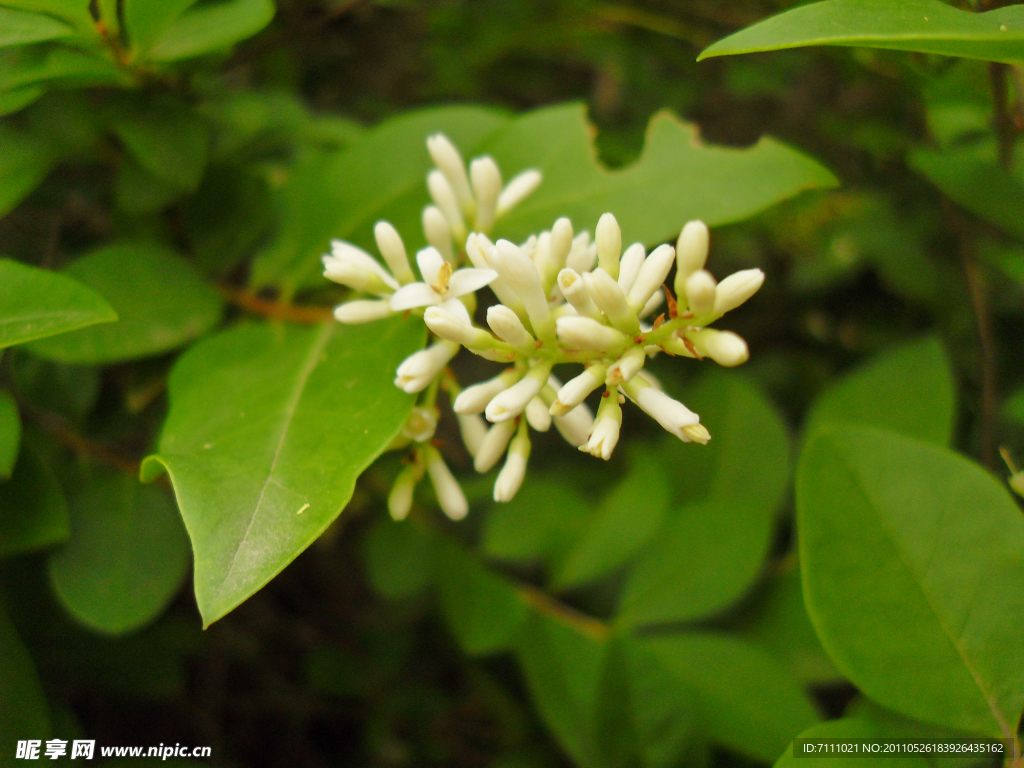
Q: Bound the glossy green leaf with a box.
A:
[0,258,117,349]
[699,0,1024,65]
[110,103,210,192]
[618,372,791,627]
[0,442,69,557]
[0,390,20,479]
[636,632,820,763]
[28,242,221,363]
[0,7,76,48]
[148,0,275,62]
[0,1,94,30]
[774,719,932,768]
[804,336,955,446]
[0,604,51,749]
[140,318,425,627]
[797,425,1024,736]
[434,535,527,655]
[123,0,199,56]
[48,472,189,635]
[552,455,669,590]
[363,518,433,600]
[0,125,54,217]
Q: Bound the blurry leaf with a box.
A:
[618,372,791,627]
[252,105,510,293]
[123,0,199,56]
[114,158,186,214]
[0,7,76,48]
[0,603,51,748]
[0,1,94,29]
[699,0,1024,65]
[490,105,837,247]
[923,61,992,149]
[636,632,820,763]
[434,535,527,655]
[0,125,55,216]
[0,84,44,116]
[0,258,117,349]
[7,352,100,421]
[1005,387,1024,424]
[0,46,128,92]
[140,318,425,627]
[804,336,955,446]
[363,518,433,600]
[48,472,189,634]
[0,441,69,557]
[306,647,369,699]
[797,425,1024,736]
[148,0,275,62]
[110,101,210,192]
[552,455,669,590]
[0,390,20,479]
[29,242,222,364]
[735,560,842,685]
[774,719,933,767]
[911,148,1024,241]
[200,90,312,160]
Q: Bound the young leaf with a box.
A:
[798,425,1024,736]
[618,372,791,627]
[634,632,821,763]
[110,102,211,193]
[140,318,425,627]
[699,0,1024,65]
[48,472,189,635]
[148,0,275,62]
[363,518,434,601]
[0,389,20,479]
[0,442,69,558]
[0,604,51,748]
[0,125,55,217]
[0,7,76,48]
[28,242,222,364]
[0,258,117,349]
[123,0,199,56]
[803,336,955,446]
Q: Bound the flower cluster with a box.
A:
[322,133,764,520]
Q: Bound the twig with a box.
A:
[516,583,609,641]
[591,3,713,48]
[218,285,335,324]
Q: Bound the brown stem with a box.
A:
[218,285,335,324]
[516,584,609,641]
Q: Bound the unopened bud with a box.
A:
[713,269,765,316]
[496,169,542,217]
[470,156,502,231]
[617,243,646,294]
[422,206,454,262]
[606,346,646,385]
[453,369,519,414]
[585,268,639,335]
[556,316,629,351]
[487,305,535,350]
[674,220,709,296]
[596,213,622,279]
[486,363,552,423]
[424,305,491,348]
[388,465,419,520]
[688,329,749,367]
[494,427,531,501]
[558,268,601,319]
[624,377,706,444]
[457,412,488,457]
[525,396,552,431]
[581,393,621,460]
[566,231,596,273]
[490,240,552,338]
[374,221,415,284]
[425,446,468,520]
[427,133,474,215]
[394,341,459,393]
[628,244,675,312]
[550,217,574,273]
[427,169,467,241]
[334,299,394,324]
[551,364,606,415]
[685,269,717,316]
[553,402,594,447]
[474,419,517,472]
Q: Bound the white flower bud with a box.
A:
[425,446,468,520]
[617,243,646,294]
[674,220,709,296]
[470,156,502,232]
[394,341,459,393]
[487,304,535,350]
[596,212,622,279]
[423,205,454,262]
[494,427,530,502]
[688,329,749,367]
[531,231,554,288]
[486,363,552,423]
[402,406,438,443]
[685,269,717,316]
[713,269,765,316]
[374,221,415,284]
[333,299,394,324]
[582,394,621,460]
[388,465,419,520]
[624,377,709,444]
[427,133,474,215]
[584,268,639,335]
[490,240,552,338]
[525,396,552,431]
[628,244,676,312]
[457,413,488,457]
[551,364,606,415]
[555,316,629,351]
[605,346,646,386]
[474,419,517,472]
[424,305,492,349]
[557,268,601,319]
[323,241,400,294]
[639,289,663,319]
[496,169,542,217]
[550,217,574,273]
[553,402,594,447]
[453,369,520,414]
[427,169,466,240]
[566,231,596,273]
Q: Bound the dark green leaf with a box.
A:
[148,0,275,62]
[28,242,222,364]
[804,336,955,446]
[618,372,791,627]
[123,0,199,56]
[1005,388,1024,424]
[0,84,44,116]
[0,603,51,748]
[699,0,1024,65]
[110,102,210,192]
[0,441,69,557]
[363,518,433,601]
[0,7,76,48]
[140,318,425,626]
[48,472,189,634]
[114,158,187,214]
[0,125,55,217]
[7,353,100,422]
[797,425,1024,736]
[0,389,20,479]
[0,258,117,349]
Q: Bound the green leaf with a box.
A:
[552,454,669,590]
[774,719,933,768]
[0,441,69,557]
[140,318,425,627]
[110,102,210,192]
[0,1,94,30]
[0,603,51,749]
[0,125,55,217]
[0,7,76,48]
[699,0,1024,65]
[0,84,44,116]
[797,425,1024,736]
[0,389,20,479]
[148,0,275,62]
[48,471,189,634]
[123,0,199,56]
[804,336,955,446]
[363,518,433,601]
[0,46,128,92]
[28,242,222,364]
[636,632,821,763]
[618,372,791,627]
[434,535,527,656]
[114,158,187,214]
[0,258,117,349]
[1005,388,1024,424]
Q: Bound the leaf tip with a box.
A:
[139,454,168,483]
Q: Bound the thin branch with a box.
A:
[218,285,335,324]
[516,583,610,641]
[591,3,713,48]
[964,253,1000,468]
